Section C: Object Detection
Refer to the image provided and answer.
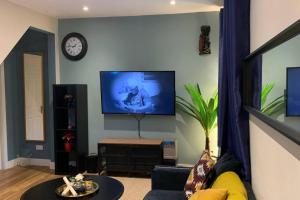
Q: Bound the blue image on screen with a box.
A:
[100,71,175,115]
[287,67,300,116]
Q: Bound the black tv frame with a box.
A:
[286,66,300,117]
[99,70,176,116]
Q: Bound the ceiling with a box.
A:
[8,0,222,19]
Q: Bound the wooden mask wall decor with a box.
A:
[199,25,211,55]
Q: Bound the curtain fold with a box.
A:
[218,0,251,182]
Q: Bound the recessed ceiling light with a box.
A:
[83,6,89,11]
[170,0,176,5]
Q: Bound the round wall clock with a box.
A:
[61,32,88,61]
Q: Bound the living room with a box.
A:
[0,0,299,200]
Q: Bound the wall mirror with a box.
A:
[244,20,300,145]
[23,53,45,141]
[262,34,300,127]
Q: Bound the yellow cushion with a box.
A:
[211,171,247,200]
[189,189,228,200]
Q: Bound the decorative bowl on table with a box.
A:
[55,175,99,198]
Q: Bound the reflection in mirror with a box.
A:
[24,53,45,141]
[262,34,300,129]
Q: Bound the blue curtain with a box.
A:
[218,0,251,182]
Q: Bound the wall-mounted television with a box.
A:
[100,71,175,115]
[286,67,300,116]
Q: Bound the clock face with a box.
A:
[65,37,83,56]
[61,32,88,61]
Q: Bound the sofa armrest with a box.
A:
[243,182,256,200]
[151,166,191,191]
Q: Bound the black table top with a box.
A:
[20,176,124,200]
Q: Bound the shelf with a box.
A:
[98,139,163,175]
[55,105,76,109]
[56,129,76,131]
[103,154,127,157]
[55,150,78,154]
[131,155,160,159]
[53,84,88,175]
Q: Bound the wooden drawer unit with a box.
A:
[98,139,163,175]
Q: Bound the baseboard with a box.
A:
[29,158,51,167]
[6,158,19,169]
[5,157,55,169]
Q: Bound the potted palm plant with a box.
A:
[176,83,218,154]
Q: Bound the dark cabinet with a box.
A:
[53,84,88,175]
[98,139,163,175]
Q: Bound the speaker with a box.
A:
[85,154,98,173]
[163,139,177,166]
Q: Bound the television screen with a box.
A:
[286,67,300,116]
[100,71,175,115]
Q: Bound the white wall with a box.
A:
[0,0,60,82]
[250,1,300,199]
[250,0,300,52]
[249,115,300,200]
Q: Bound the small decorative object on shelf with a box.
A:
[56,173,99,198]
[64,94,74,107]
[199,25,211,55]
[62,132,75,152]
[68,124,75,130]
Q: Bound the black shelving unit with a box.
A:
[98,139,163,176]
[53,84,88,175]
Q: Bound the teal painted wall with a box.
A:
[59,12,219,164]
[4,28,56,161]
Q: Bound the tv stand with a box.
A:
[98,138,163,175]
[133,114,145,138]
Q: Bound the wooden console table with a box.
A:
[98,138,163,175]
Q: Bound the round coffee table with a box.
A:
[20,176,124,200]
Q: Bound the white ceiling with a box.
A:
[8,0,222,19]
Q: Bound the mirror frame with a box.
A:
[243,19,300,145]
[23,52,46,142]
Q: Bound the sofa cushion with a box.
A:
[211,171,247,200]
[143,190,185,200]
[151,166,191,191]
[189,189,228,200]
[184,151,215,199]
[204,153,242,188]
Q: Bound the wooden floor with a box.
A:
[0,166,150,200]
[0,166,60,200]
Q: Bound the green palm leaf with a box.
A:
[176,83,218,149]
[261,83,284,116]
[261,83,274,108]
[262,95,284,115]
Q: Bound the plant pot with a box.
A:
[64,143,73,152]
